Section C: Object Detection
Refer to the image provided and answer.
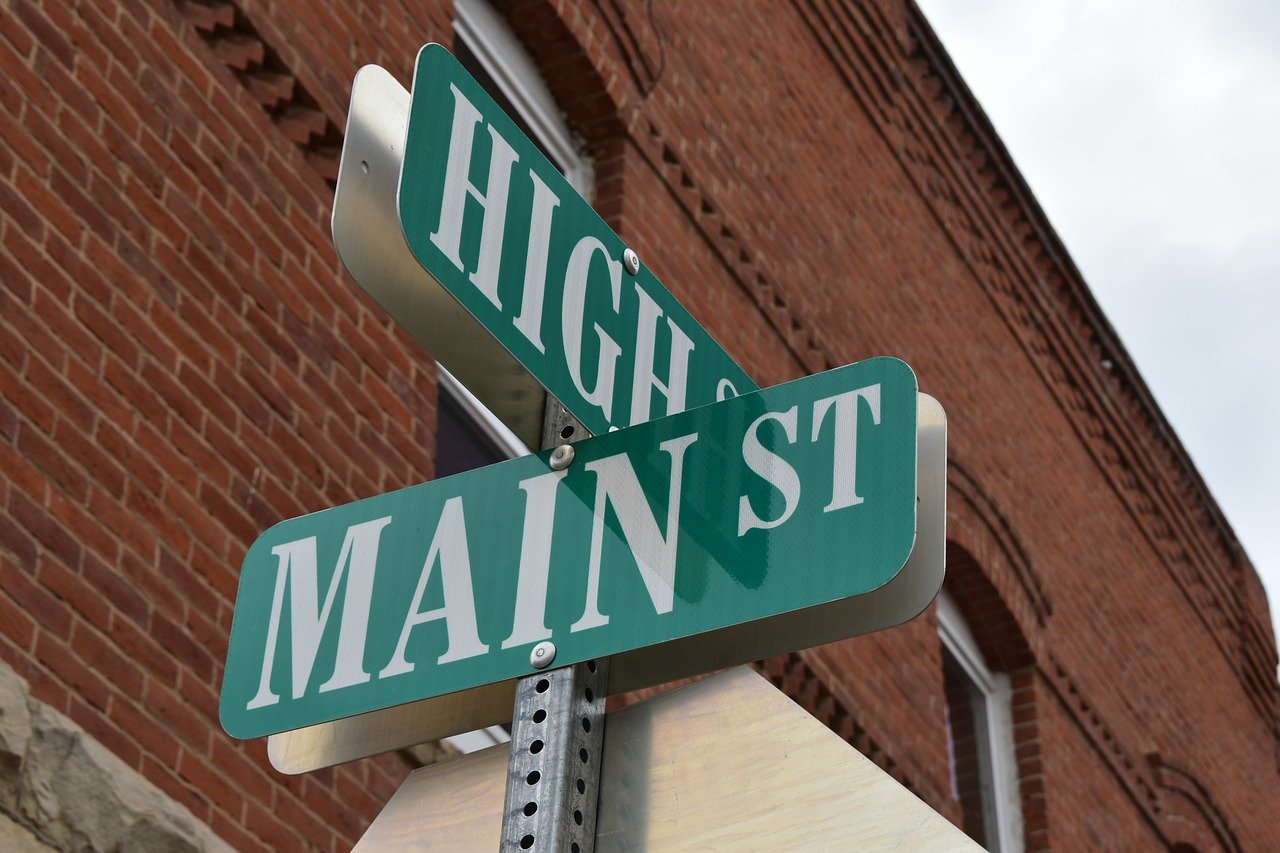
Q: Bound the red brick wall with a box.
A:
[1,0,453,848]
[2,0,1276,849]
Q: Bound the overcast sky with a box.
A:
[915,0,1280,632]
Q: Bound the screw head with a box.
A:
[531,641,556,669]
[622,247,640,276]
[550,444,575,470]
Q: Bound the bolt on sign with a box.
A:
[220,357,917,740]
[395,44,756,440]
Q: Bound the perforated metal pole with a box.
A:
[500,398,608,852]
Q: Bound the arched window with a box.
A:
[937,590,1024,851]
[437,0,591,753]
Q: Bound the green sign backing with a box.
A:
[398,44,757,438]
[220,357,918,739]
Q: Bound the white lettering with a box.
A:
[501,470,567,649]
[429,83,519,309]
[737,408,801,536]
[246,516,392,710]
[811,384,881,512]
[379,497,488,677]
[630,284,695,424]
[716,378,740,401]
[562,236,622,422]
[511,171,561,352]
[572,433,699,632]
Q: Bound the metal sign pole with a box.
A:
[500,398,608,852]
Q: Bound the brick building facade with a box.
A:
[2,0,1277,849]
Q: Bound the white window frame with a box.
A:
[938,591,1024,852]
[442,0,593,756]
[437,366,529,460]
[454,0,593,197]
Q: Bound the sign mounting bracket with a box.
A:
[501,397,607,851]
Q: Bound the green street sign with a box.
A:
[220,357,918,740]
[397,44,757,440]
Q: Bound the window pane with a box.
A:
[435,386,508,478]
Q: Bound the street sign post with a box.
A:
[220,356,918,741]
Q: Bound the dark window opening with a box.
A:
[435,383,508,478]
